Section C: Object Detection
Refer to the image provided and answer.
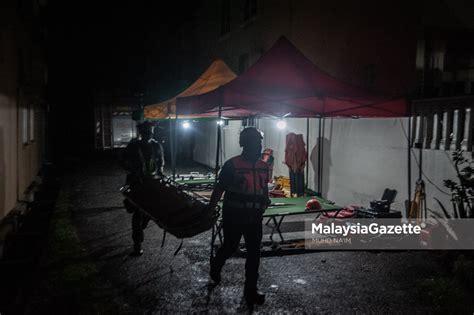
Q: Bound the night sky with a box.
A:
[47,1,195,157]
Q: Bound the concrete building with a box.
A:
[192,0,420,94]
[94,90,141,150]
[189,0,473,215]
[0,0,49,222]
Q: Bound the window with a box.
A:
[362,64,376,89]
[220,0,231,36]
[238,53,249,74]
[29,105,35,142]
[243,0,257,22]
[21,107,28,145]
[0,31,4,64]
[454,81,467,95]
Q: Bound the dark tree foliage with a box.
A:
[436,150,473,218]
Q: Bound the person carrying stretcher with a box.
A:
[121,121,164,256]
[207,127,270,309]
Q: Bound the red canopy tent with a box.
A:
[176,36,412,199]
[177,37,408,118]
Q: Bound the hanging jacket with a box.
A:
[284,133,307,172]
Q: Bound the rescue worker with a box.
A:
[207,127,270,308]
[121,121,164,256]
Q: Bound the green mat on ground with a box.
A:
[175,178,215,185]
[264,196,341,216]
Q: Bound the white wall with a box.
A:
[260,118,309,180]
[194,117,461,216]
[318,117,459,214]
[193,120,242,168]
[192,120,216,167]
[221,120,244,162]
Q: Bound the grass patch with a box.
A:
[417,253,474,313]
[28,188,128,314]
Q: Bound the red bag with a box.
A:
[316,206,357,224]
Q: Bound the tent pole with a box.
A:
[418,113,426,220]
[169,116,174,178]
[215,88,224,179]
[317,116,322,196]
[321,117,325,198]
[407,108,412,215]
[215,105,223,179]
[173,112,178,179]
[305,117,309,190]
[418,116,423,181]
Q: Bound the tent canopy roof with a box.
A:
[144,59,238,119]
[177,37,408,118]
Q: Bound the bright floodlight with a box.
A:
[276,120,287,129]
[182,121,190,129]
[217,120,224,126]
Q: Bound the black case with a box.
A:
[356,207,402,218]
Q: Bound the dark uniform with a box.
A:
[122,123,164,255]
[208,127,269,308]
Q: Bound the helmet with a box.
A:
[137,121,154,133]
[239,127,263,148]
[261,148,274,163]
[137,121,154,139]
[306,198,321,210]
[262,148,273,156]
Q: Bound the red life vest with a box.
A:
[224,155,269,206]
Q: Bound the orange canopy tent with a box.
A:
[144,59,256,178]
[144,59,239,120]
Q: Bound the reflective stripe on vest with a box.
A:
[225,156,269,201]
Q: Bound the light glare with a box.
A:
[276,120,287,129]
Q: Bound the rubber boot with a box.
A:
[244,288,265,307]
[209,257,221,283]
[131,242,143,256]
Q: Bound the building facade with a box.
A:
[193,0,420,95]
[0,0,48,222]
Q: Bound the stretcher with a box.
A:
[175,178,215,190]
[175,173,216,191]
[121,176,218,239]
